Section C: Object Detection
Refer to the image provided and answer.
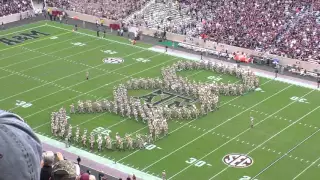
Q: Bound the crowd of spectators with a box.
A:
[46,0,149,20]
[178,0,319,61]
[270,12,320,63]
[0,0,33,17]
[125,0,319,62]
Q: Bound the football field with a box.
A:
[1,21,320,180]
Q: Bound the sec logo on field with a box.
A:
[222,153,254,168]
[102,57,124,64]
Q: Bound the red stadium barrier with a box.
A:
[109,24,120,30]
[234,54,252,63]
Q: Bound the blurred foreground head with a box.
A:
[51,160,77,180]
[0,110,42,180]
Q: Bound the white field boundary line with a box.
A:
[0,37,101,71]
[46,24,160,52]
[0,33,85,62]
[0,31,71,53]
[32,56,177,129]
[116,79,274,163]
[209,101,320,179]
[292,155,320,180]
[251,127,320,180]
[0,24,46,37]
[6,49,150,114]
[0,43,114,102]
[140,84,293,171]
[169,88,315,179]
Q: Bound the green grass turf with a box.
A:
[1,21,320,180]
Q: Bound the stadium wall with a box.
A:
[0,10,34,24]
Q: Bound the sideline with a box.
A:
[149,47,319,90]
[38,134,161,180]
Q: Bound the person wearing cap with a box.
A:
[51,160,77,180]
[0,110,42,180]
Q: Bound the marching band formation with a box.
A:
[50,60,259,151]
[51,109,155,151]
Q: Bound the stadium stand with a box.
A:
[270,11,320,63]
[124,0,319,62]
[0,0,33,17]
[46,0,150,20]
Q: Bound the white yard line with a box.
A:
[251,127,320,180]
[0,24,46,37]
[0,37,100,70]
[0,43,113,102]
[0,34,84,62]
[47,24,156,52]
[18,45,128,78]
[7,49,150,113]
[169,89,315,179]
[0,31,71,53]
[117,80,274,163]
[209,105,320,180]
[141,84,293,171]
[32,56,177,129]
[292,155,320,180]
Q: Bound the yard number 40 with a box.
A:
[239,176,258,180]
[16,100,32,108]
[185,157,207,167]
[290,96,309,103]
